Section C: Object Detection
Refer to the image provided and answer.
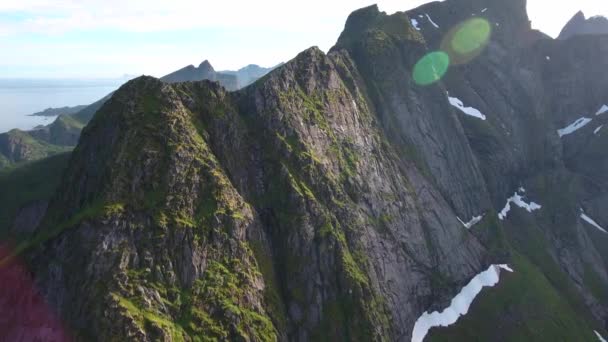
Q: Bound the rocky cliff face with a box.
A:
[559,11,608,40]
[5,0,608,341]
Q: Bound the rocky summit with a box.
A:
[3,0,608,341]
[161,60,239,91]
[559,11,608,40]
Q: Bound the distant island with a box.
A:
[28,105,88,117]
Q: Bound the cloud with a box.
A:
[0,0,414,35]
[2,0,605,77]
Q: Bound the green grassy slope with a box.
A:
[0,153,71,233]
[428,253,600,342]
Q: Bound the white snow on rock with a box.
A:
[595,125,603,135]
[596,105,608,116]
[448,96,487,120]
[581,211,608,233]
[498,189,542,220]
[595,331,607,342]
[411,264,514,342]
[458,215,484,229]
[425,13,440,28]
[481,8,488,13]
[411,19,421,31]
[557,117,592,138]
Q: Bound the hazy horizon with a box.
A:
[1,0,607,79]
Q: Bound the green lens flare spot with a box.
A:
[451,18,491,55]
[413,51,450,86]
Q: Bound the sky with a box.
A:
[0,0,606,79]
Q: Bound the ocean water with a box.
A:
[0,78,126,134]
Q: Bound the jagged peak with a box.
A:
[559,9,608,39]
[198,60,214,72]
[332,4,423,53]
[284,46,326,68]
[340,4,382,38]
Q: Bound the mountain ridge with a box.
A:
[559,11,608,40]
[2,1,608,341]
[0,60,277,170]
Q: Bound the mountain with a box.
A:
[0,58,274,170]
[0,129,71,168]
[0,153,70,235]
[221,63,284,88]
[559,11,608,40]
[160,60,239,90]
[0,94,111,169]
[3,1,608,341]
[29,105,88,117]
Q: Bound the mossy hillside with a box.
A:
[427,253,600,342]
[419,170,605,341]
[48,114,85,143]
[40,79,237,233]
[115,257,277,342]
[242,66,393,339]
[527,170,608,312]
[333,5,424,52]
[505,209,605,327]
[0,129,72,169]
[0,153,71,234]
[0,153,10,168]
[249,239,289,333]
[27,78,277,341]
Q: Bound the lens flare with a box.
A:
[442,17,492,65]
[413,51,450,86]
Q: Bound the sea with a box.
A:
[0,78,127,134]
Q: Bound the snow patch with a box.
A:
[411,19,421,31]
[458,215,484,229]
[448,96,487,120]
[425,13,440,28]
[596,105,608,116]
[498,189,542,220]
[596,331,607,342]
[481,8,488,13]
[546,56,551,61]
[411,264,513,342]
[595,125,603,135]
[557,117,592,138]
[581,211,607,234]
